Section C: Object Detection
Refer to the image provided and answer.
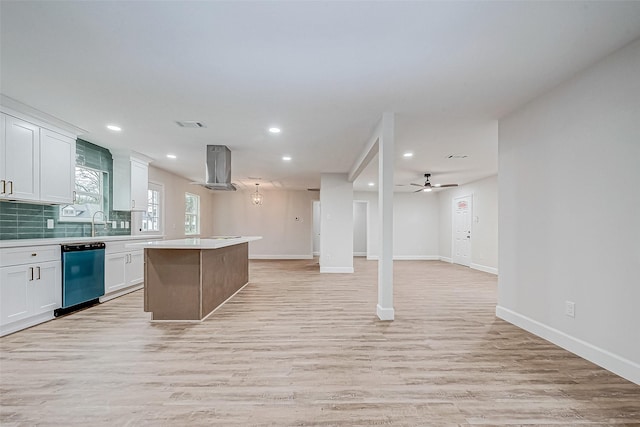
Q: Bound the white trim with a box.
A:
[470,263,498,275]
[313,251,320,256]
[0,312,55,337]
[439,256,452,263]
[353,252,367,257]
[1,95,86,137]
[320,266,354,273]
[249,254,313,260]
[99,283,144,303]
[496,305,640,386]
[366,255,439,261]
[376,304,395,321]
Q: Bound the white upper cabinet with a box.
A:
[112,154,150,211]
[39,128,75,204]
[0,114,40,201]
[0,105,77,204]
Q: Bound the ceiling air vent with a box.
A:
[447,154,468,159]
[176,121,206,128]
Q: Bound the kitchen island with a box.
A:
[126,236,261,321]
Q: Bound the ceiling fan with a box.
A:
[411,173,458,192]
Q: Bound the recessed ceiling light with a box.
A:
[269,127,281,134]
[423,188,432,192]
[107,124,121,132]
[368,182,375,186]
[403,152,413,158]
[166,154,177,159]
[282,156,292,161]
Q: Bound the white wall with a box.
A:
[355,191,439,260]
[498,39,640,384]
[210,189,317,259]
[320,174,354,273]
[437,175,498,273]
[132,166,216,239]
[353,201,367,256]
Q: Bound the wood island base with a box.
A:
[143,242,249,321]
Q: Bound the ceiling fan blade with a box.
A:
[410,183,424,187]
[438,184,458,188]
[413,188,426,193]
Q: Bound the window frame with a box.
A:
[140,181,164,235]
[58,165,107,223]
[184,192,200,236]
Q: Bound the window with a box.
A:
[185,192,200,235]
[141,182,163,233]
[59,166,106,222]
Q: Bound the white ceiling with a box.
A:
[2,1,639,192]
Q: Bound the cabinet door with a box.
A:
[40,129,75,204]
[105,253,127,294]
[30,261,61,315]
[126,251,144,286]
[0,265,30,325]
[130,160,148,211]
[2,115,40,201]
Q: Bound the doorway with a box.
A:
[452,194,472,266]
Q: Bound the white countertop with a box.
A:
[126,236,262,250]
[0,235,164,249]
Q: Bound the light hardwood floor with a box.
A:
[1,259,639,426]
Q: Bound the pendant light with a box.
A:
[251,183,264,205]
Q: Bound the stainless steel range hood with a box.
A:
[193,145,236,191]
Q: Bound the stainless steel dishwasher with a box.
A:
[55,242,105,316]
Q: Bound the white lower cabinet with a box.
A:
[104,241,144,299]
[0,247,61,336]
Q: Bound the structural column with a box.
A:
[319,173,354,273]
[377,112,395,320]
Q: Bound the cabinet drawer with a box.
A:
[105,241,128,254]
[0,245,60,268]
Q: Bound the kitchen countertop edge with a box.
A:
[0,235,165,249]
[126,236,262,250]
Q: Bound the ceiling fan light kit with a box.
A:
[411,173,458,193]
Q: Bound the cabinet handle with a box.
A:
[73,190,77,203]
[29,267,34,281]
[8,180,13,195]
[1,179,5,194]
[36,266,41,280]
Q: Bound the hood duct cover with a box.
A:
[194,145,236,191]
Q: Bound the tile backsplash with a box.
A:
[0,139,132,240]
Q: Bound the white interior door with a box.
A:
[452,195,472,267]
[312,201,321,256]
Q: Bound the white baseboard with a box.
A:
[496,305,640,385]
[313,251,319,256]
[320,266,354,273]
[353,252,367,257]
[470,263,498,275]
[376,304,395,321]
[100,283,144,303]
[1,312,54,337]
[249,254,313,260]
[366,255,439,261]
[439,256,452,263]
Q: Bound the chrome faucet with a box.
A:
[91,210,106,237]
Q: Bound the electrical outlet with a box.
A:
[125,221,129,229]
[120,221,125,229]
[565,301,575,318]
[46,219,54,229]
[112,221,117,228]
